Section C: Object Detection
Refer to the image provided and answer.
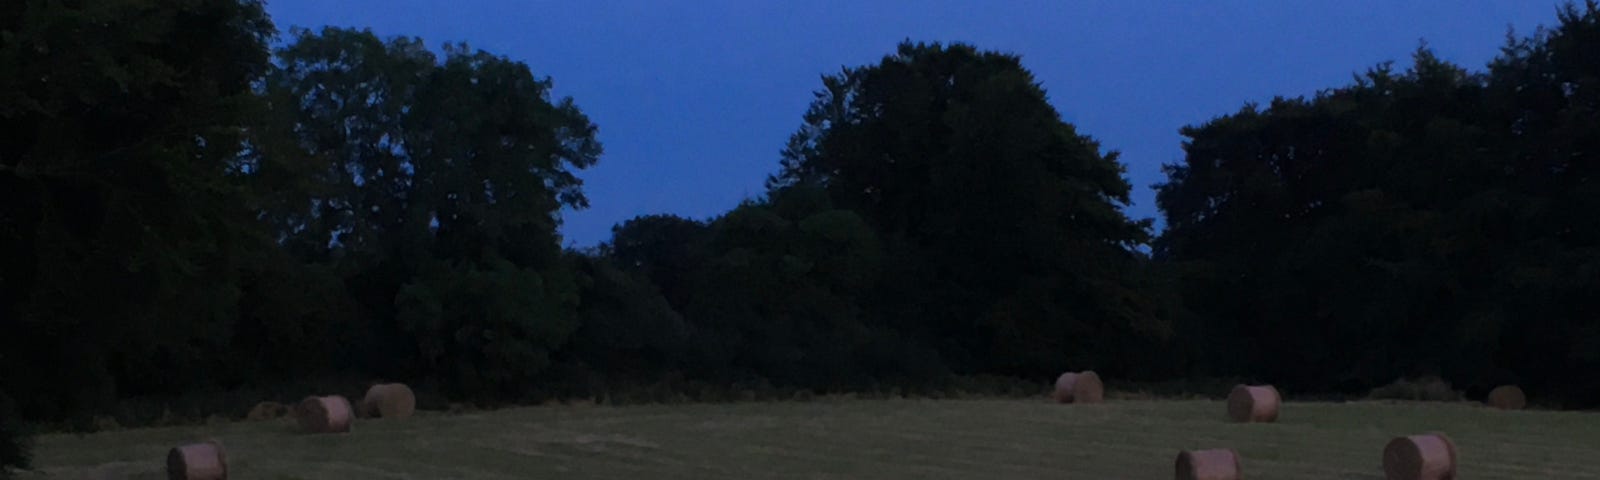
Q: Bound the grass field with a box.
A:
[20,398,1600,479]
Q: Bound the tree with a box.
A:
[770,41,1166,377]
[561,252,690,379]
[257,28,600,265]
[671,190,899,388]
[0,0,274,420]
[395,255,579,398]
[1154,3,1600,405]
[1479,0,1600,405]
[251,27,602,395]
[606,214,713,309]
[1154,50,1501,390]
[230,254,370,382]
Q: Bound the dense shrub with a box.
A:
[1368,377,1465,402]
[396,256,581,399]
[563,254,690,378]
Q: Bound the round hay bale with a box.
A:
[1382,433,1457,480]
[1052,372,1079,403]
[361,383,416,419]
[166,440,226,480]
[1052,371,1105,404]
[1486,385,1526,410]
[1072,371,1104,404]
[246,401,288,422]
[295,395,353,434]
[1175,448,1241,480]
[1227,384,1281,423]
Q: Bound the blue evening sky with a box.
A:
[264,1,1565,247]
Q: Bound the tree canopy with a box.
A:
[1,0,275,419]
[1154,2,1600,404]
[770,42,1168,377]
[251,26,603,398]
[6,3,1600,472]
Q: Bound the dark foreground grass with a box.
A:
[16,398,1600,479]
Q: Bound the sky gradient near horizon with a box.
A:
[264,1,1566,247]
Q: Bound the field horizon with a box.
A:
[17,397,1599,479]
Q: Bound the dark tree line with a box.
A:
[4,0,1600,473]
[1155,2,1600,405]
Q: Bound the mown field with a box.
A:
[20,398,1600,479]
